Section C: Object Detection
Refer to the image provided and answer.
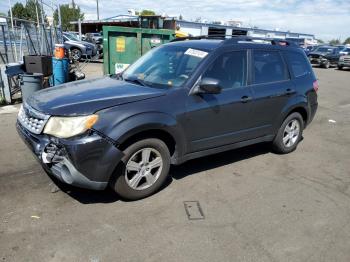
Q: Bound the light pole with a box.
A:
[96,0,100,20]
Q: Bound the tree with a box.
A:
[8,3,27,25]
[343,37,350,45]
[8,0,46,23]
[329,39,341,45]
[25,0,45,22]
[316,39,324,44]
[53,4,84,31]
[179,14,183,20]
[140,9,156,16]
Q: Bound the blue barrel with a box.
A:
[52,58,69,85]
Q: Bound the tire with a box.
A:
[272,112,304,154]
[110,138,171,200]
[338,65,343,70]
[71,48,82,61]
[323,61,330,69]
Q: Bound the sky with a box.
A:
[1,0,350,41]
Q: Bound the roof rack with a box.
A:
[170,35,299,48]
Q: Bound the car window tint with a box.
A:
[286,51,310,77]
[253,50,289,84]
[203,51,247,89]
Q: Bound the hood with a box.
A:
[65,39,95,49]
[27,77,166,116]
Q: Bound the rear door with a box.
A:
[249,49,295,137]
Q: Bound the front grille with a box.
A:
[18,103,50,134]
[343,58,350,62]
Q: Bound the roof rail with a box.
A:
[170,35,231,42]
[224,36,299,47]
[170,35,299,48]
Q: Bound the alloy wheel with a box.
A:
[125,148,163,190]
[283,119,300,148]
[71,49,81,60]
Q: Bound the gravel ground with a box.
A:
[0,66,350,262]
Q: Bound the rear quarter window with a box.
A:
[285,51,311,78]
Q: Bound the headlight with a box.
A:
[43,115,98,138]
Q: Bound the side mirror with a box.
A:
[193,77,222,95]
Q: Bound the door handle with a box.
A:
[285,88,296,95]
[240,96,252,103]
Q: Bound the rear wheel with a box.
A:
[272,112,304,154]
[110,138,170,200]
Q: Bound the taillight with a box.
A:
[313,80,319,92]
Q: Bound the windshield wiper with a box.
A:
[124,76,147,87]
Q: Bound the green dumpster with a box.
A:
[103,26,175,75]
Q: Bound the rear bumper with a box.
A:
[308,102,318,125]
[16,121,124,190]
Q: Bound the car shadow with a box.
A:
[50,142,271,204]
[47,175,120,204]
[170,143,271,180]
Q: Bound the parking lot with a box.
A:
[0,66,350,262]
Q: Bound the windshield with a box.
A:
[122,45,209,89]
[315,47,335,53]
[64,33,79,41]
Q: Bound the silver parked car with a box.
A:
[63,32,97,61]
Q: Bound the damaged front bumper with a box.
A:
[309,57,329,66]
[16,121,124,190]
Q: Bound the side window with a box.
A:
[202,51,247,89]
[285,51,311,78]
[253,50,289,84]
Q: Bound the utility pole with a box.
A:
[96,0,100,20]
[35,0,40,27]
[8,0,18,61]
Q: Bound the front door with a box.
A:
[184,50,254,153]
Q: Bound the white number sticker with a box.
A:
[184,48,208,58]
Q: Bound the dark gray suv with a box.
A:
[17,36,318,200]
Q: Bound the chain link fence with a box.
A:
[0,16,62,103]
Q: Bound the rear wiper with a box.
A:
[124,76,146,86]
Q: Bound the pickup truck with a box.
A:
[338,55,350,70]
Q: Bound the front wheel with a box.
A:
[272,112,304,154]
[323,61,330,69]
[71,48,82,61]
[110,138,171,200]
[338,65,343,70]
